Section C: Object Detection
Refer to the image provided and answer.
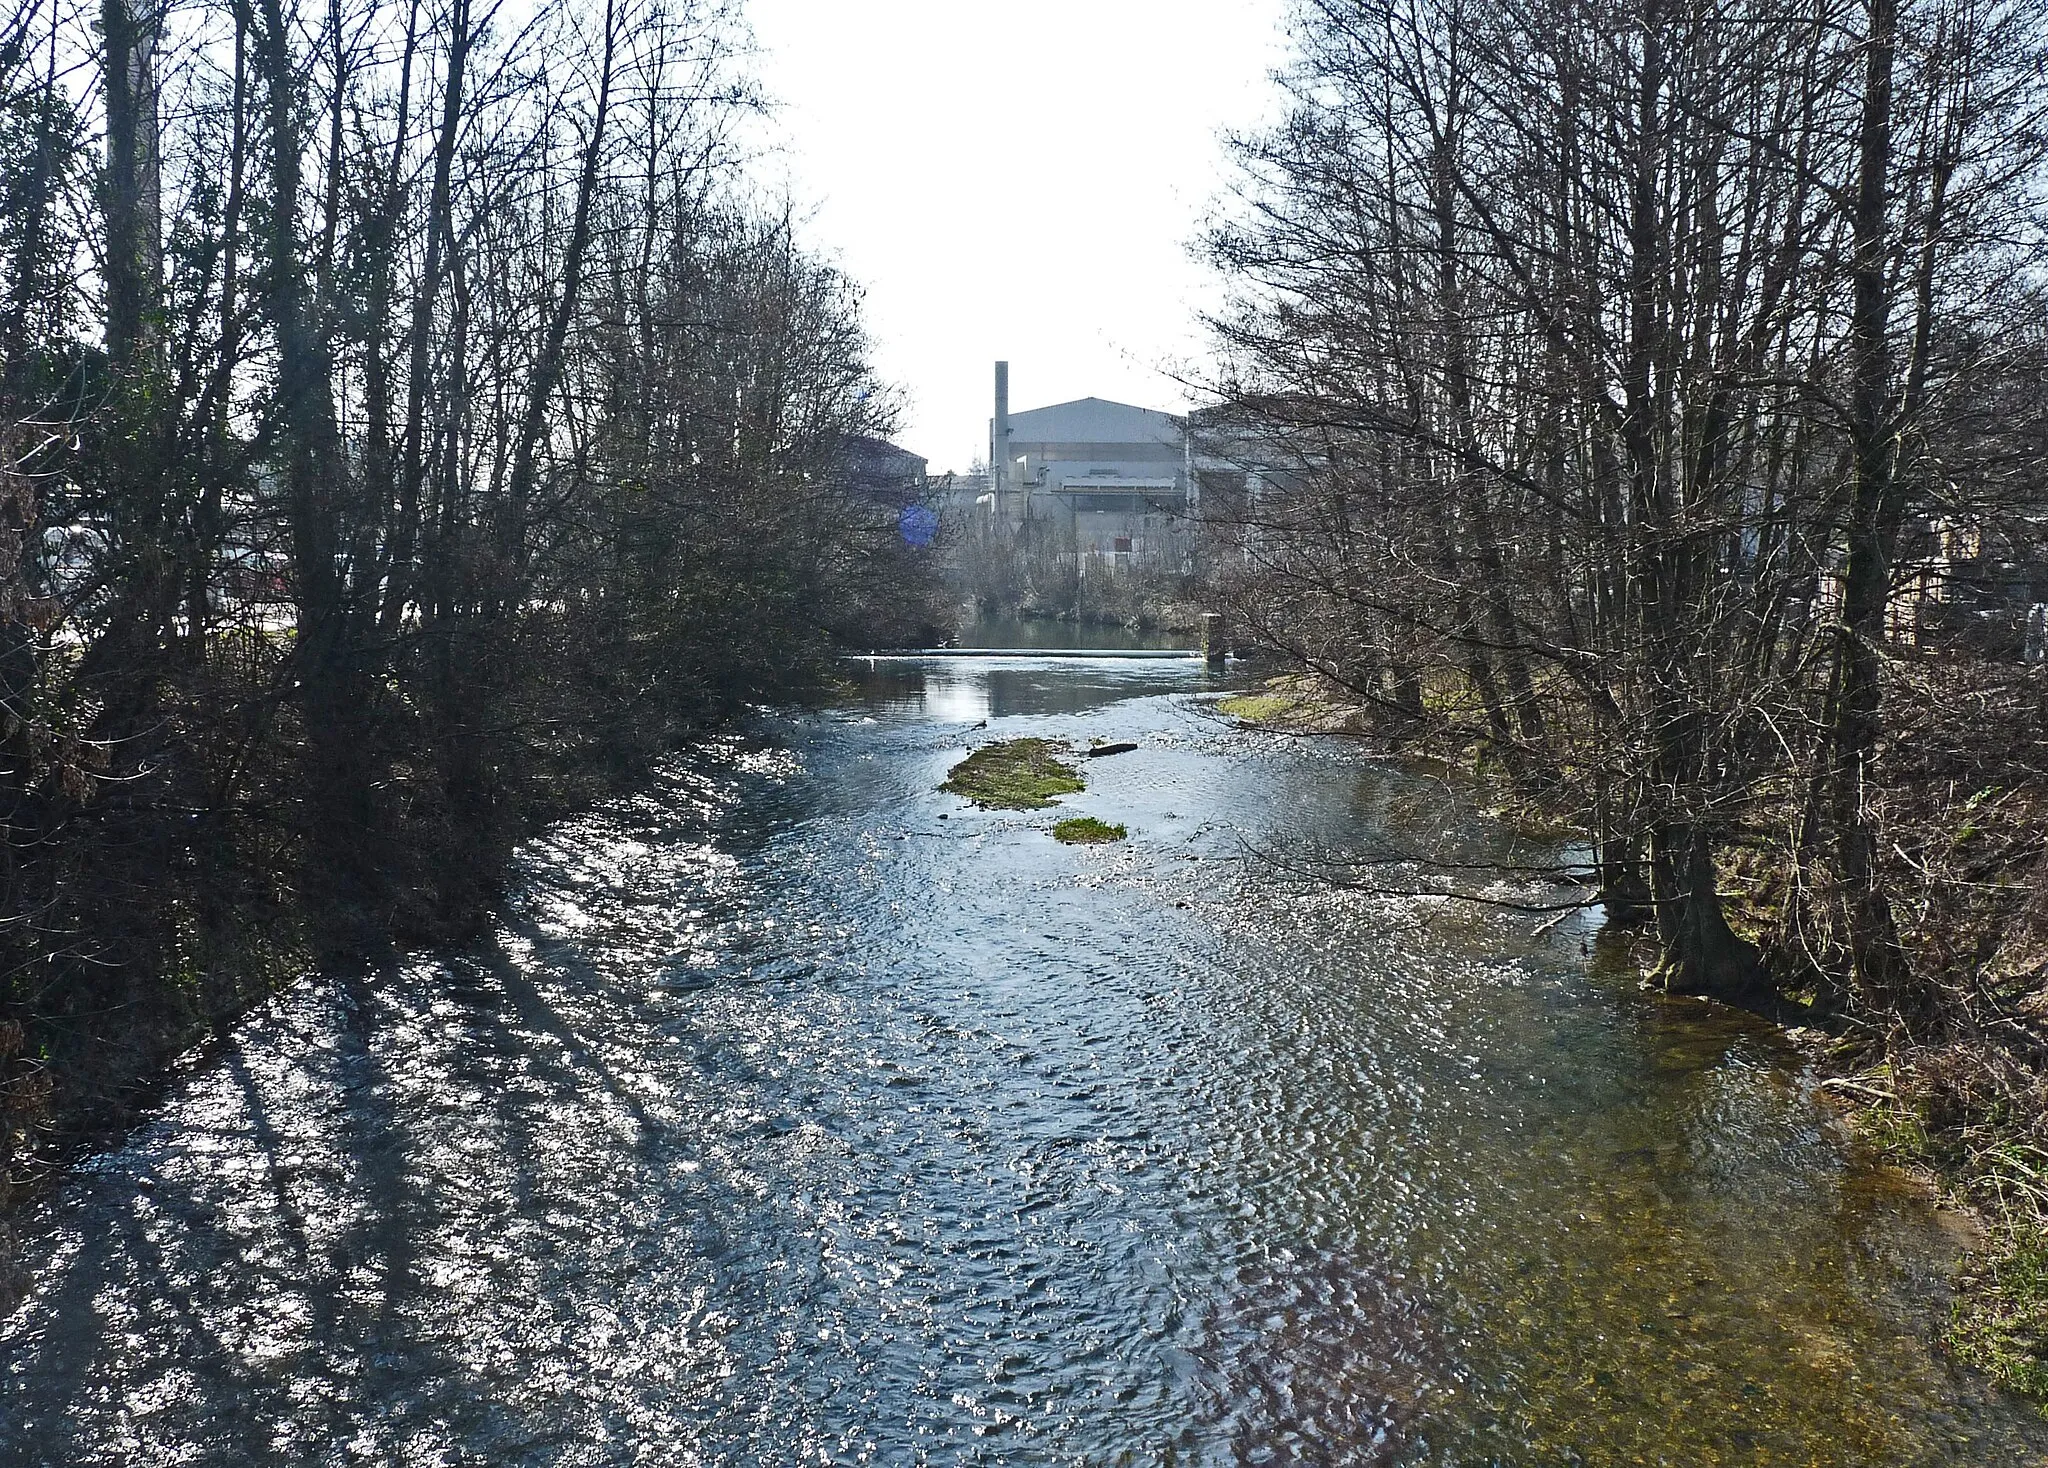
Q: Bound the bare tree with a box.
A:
[1204,0,2048,1015]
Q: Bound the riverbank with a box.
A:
[1806,1034,2048,1403]
[952,607,1206,649]
[1219,668,2048,1408]
[949,558,1208,643]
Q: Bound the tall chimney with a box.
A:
[993,361,1012,523]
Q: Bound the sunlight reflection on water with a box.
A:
[1,659,2043,1466]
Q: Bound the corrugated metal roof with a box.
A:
[1003,397,1183,445]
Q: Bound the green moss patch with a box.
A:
[941,738,1084,809]
[1216,690,1305,723]
[1214,675,1367,733]
[1053,816,1127,845]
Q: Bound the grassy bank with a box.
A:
[1816,1045,2048,1406]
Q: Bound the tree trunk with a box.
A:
[1623,2,1762,1003]
[101,0,162,368]
[1828,0,1921,1028]
[499,0,617,600]
[254,0,372,892]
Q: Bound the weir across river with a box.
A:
[862,647,1205,659]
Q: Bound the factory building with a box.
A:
[836,434,928,506]
[986,361,1192,574]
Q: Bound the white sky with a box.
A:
[744,0,1291,473]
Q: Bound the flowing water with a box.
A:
[2,655,2043,1466]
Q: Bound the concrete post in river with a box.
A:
[1203,612,1228,668]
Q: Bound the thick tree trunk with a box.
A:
[1828,0,1921,1027]
[1649,819,1767,1000]
[81,0,173,722]
[101,0,162,368]
[254,0,374,892]
[1620,2,1763,1004]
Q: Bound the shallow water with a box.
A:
[2,656,2042,1466]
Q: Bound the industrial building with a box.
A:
[835,434,928,506]
[984,362,1192,574]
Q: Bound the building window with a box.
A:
[1114,537,1132,554]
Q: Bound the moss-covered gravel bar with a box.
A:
[940,738,1085,810]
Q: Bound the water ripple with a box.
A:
[2,661,2042,1466]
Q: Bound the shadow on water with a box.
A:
[2,656,2044,1465]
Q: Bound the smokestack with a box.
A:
[993,361,1012,522]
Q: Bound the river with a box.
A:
[1,654,2042,1465]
